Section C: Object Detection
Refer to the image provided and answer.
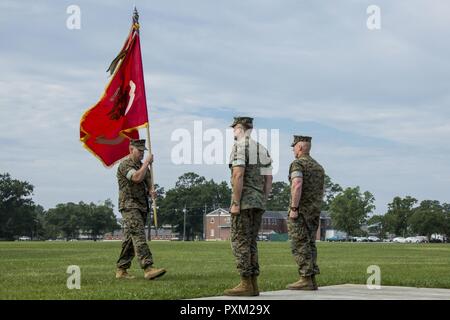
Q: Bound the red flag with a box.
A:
[80,21,148,166]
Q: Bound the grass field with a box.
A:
[0,241,449,299]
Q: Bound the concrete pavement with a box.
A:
[193,284,450,300]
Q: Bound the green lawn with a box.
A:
[0,241,449,299]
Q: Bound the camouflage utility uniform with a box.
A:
[288,154,325,277]
[229,136,272,277]
[116,156,153,270]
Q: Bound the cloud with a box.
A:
[0,0,449,214]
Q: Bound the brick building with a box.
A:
[260,211,288,235]
[204,208,332,241]
[204,208,231,240]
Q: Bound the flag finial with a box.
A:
[133,6,139,24]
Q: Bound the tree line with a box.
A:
[266,179,450,240]
[0,173,118,240]
[1,172,449,241]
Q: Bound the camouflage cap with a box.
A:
[230,116,254,129]
[130,139,148,151]
[291,135,312,147]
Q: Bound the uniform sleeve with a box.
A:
[117,162,126,178]
[259,146,273,175]
[230,141,246,167]
[126,169,137,180]
[289,160,304,180]
[118,161,136,181]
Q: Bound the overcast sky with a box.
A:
[1,0,449,215]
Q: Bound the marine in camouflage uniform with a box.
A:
[115,139,166,280]
[287,135,325,290]
[224,117,273,296]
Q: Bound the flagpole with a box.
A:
[146,125,158,229]
[133,7,159,236]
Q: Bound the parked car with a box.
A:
[405,236,428,243]
[392,237,406,243]
[414,236,428,243]
[18,236,31,241]
[368,236,380,242]
[257,235,269,241]
[430,235,445,243]
[326,236,345,242]
[405,237,419,243]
